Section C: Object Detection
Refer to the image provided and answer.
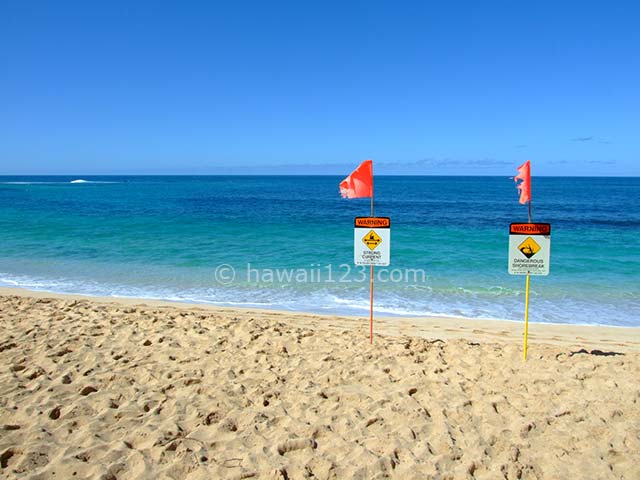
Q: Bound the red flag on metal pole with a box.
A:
[340,159,376,343]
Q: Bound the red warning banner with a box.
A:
[509,223,551,235]
[355,217,390,228]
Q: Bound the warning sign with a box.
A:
[508,223,551,275]
[518,237,541,258]
[354,217,390,266]
[362,230,382,250]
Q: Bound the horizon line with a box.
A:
[1,173,638,178]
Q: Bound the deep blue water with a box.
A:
[0,175,638,326]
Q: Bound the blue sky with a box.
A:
[1,1,638,175]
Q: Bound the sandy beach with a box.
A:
[1,288,639,479]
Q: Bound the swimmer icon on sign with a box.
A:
[518,237,541,259]
[362,230,382,250]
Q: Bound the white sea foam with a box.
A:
[70,179,118,184]
[0,272,637,327]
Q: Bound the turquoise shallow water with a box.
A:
[0,175,638,326]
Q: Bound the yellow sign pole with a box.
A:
[524,187,532,361]
[523,274,531,360]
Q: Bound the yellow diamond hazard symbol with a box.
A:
[518,237,541,259]
[362,230,382,250]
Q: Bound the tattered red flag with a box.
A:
[514,160,531,205]
[339,159,373,199]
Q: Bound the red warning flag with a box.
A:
[514,160,531,204]
[339,160,373,198]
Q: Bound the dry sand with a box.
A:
[1,288,638,479]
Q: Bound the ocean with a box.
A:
[0,175,638,327]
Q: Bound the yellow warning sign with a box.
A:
[362,230,382,250]
[518,237,541,259]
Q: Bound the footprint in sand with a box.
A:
[80,386,98,396]
[276,438,317,456]
[49,406,61,420]
[1,448,17,468]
